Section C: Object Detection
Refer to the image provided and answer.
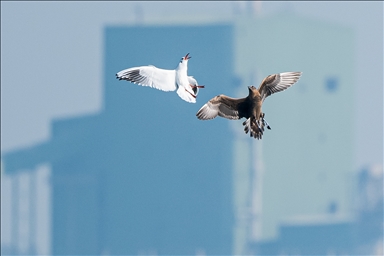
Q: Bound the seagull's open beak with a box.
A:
[184,53,191,60]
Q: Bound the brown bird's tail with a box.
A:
[243,113,271,140]
[243,117,264,139]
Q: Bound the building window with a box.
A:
[232,75,243,88]
[325,77,339,93]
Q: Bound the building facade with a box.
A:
[3,24,235,255]
[230,14,355,254]
[3,14,364,255]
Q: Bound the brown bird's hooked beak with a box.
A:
[184,53,191,60]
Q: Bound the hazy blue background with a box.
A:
[1,1,383,255]
[1,1,383,168]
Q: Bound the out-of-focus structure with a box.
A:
[2,5,383,255]
[2,24,235,255]
[231,14,356,255]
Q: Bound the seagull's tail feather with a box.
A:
[176,87,196,103]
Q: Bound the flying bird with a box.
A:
[116,53,204,103]
[196,72,302,139]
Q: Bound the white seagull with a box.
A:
[116,53,204,103]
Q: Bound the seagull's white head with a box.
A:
[178,53,191,67]
[182,52,191,61]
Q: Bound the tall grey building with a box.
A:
[3,14,360,255]
[3,24,235,255]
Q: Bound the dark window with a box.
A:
[232,75,243,88]
[328,201,338,214]
[325,77,339,93]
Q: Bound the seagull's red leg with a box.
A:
[184,88,197,98]
[190,84,205,89]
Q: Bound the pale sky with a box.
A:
[1,1,383,169]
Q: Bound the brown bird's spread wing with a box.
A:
[196,95,246,120]
[258,72,302,102]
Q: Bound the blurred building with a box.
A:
[354,164,383,254]
[248,164,383,255]
[3,12,380,256]
[253,215,355,255]
[2,24,234,255]
[230,14,356,254]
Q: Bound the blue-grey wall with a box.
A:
[49,24,236,255]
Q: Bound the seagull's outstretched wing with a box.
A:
[116,65,177,92]
[258,72,302,102]
[196,95,246,120]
